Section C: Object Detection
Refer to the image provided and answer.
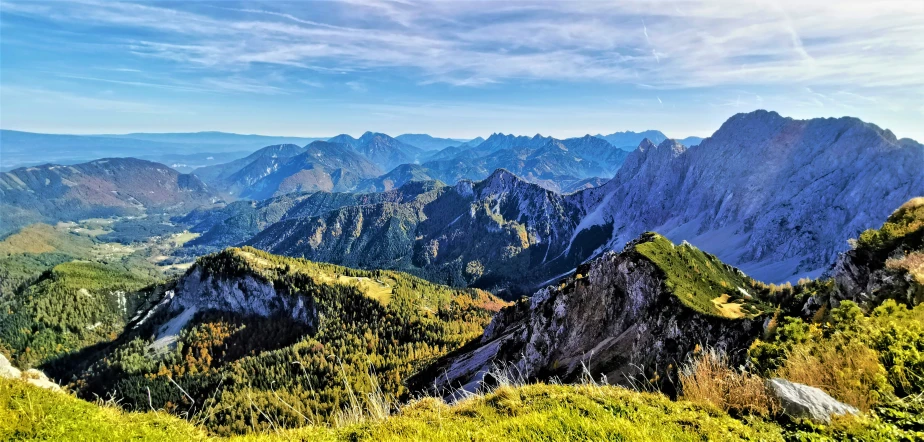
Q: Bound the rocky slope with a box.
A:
[825,197,924,309]
[567,110,924,283]
[0,158,219,236]
[413,233,767,396]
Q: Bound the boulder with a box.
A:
[0,353,62,391]
[767,378,859,423]
[0,353,21,379]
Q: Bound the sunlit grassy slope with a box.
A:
[633,232,769,318]
[1,378,784,442]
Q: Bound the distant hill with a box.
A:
[0,130,324,171]
[418,133,629,192]
[677,136,704,146]
[395,134,470,151]
[595,130,668,150]
[0,158,219,236]
[194,141,383,199]
[328,132,424,170]
[100,131,323,146]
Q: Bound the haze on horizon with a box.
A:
[1,0,922,141]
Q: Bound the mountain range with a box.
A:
[176,111,923,295]
[0,129,326,172]
[3,109,923,440]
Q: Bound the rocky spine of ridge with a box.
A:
[823,197,924,310]
[414,233,764,396]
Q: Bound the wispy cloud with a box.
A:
[4,0,920,92]
[0,85,187,115]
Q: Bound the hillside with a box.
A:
[67,247,505,434]
[0,260,158,369]
[240,141,382,200]
[247,170,584,295]
[4,199,924,440]
[180,181,444,254]
[192,144,308,196]
[0,158,219,236]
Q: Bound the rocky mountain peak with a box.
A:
[414,232,765,396]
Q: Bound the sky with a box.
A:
[1,0,923,140]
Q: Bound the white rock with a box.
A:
[767,378,859,423]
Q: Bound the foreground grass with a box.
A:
[2,378,784,441]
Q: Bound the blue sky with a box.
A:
[1,0,922,140]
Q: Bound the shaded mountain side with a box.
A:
[566,110,924,283]
[420,133,629,192]
[0,158,219,236]
[561,177,608,194]
[352,163,438,193]
[248,171,586,296]
[179,181,444,254]
[192,144,307,195]
[240,141,382,200]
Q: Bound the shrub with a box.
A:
[680,349,778,417]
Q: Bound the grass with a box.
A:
[237,249,398,305]
[1,377,786,442]
[0,378,208,441]
[680,349,779,417]
[0,223,96,256]
[632,232,768,318]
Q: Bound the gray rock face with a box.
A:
[0,354,61,391]
[767,378,859,423]
[567,110,924,283]
[415,238,763,396]
[171,266,315,325]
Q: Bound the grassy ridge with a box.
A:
[632,232,768,318]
